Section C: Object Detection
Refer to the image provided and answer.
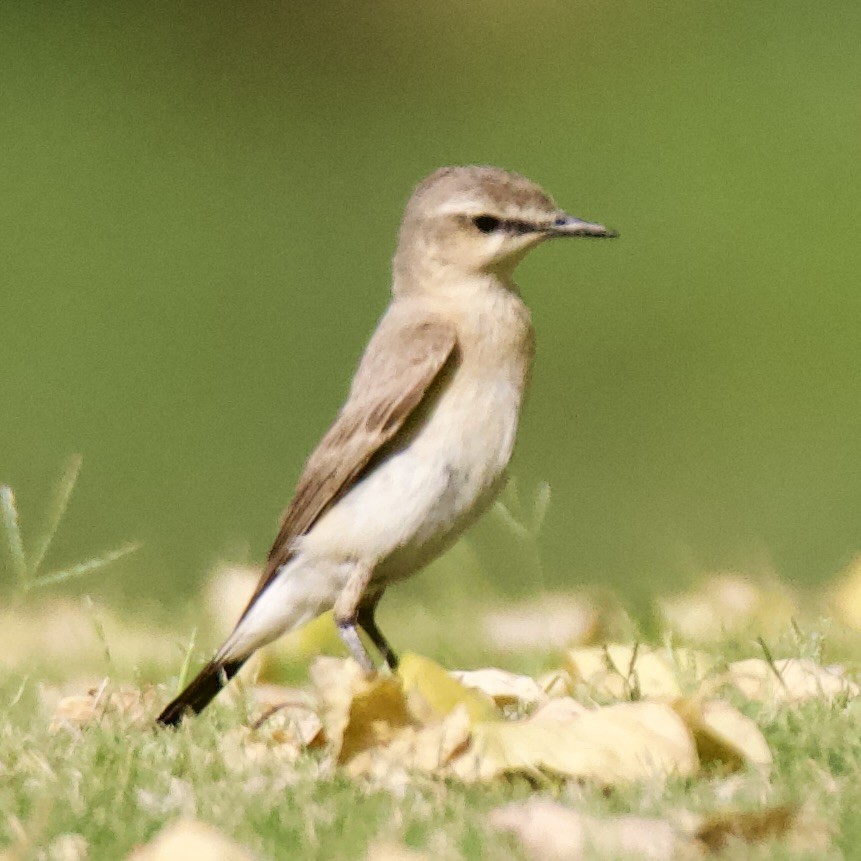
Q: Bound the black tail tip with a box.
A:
[156,700,191,727]
[155,658,246,727]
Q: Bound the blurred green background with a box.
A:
[2,1,860,611]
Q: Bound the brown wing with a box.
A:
[239,312,458,615]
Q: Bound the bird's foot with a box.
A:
[335,618,377,675]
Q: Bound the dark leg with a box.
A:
[358,596,399,671]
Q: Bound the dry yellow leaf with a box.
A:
[283,610,359,660]
[311,657,414,764]
[489,800,689,861]
[51,684,158,731]
[566,645,711,700]
[535,669,574,698]
[527,697,589,723]
[450,701,698,784]
[2,600,176,673]
[450,668,547,708]
[827,552,861,631]
[127,819,259,861]
[491,800,825,860]
[482,594,601,652]
[694,805,794,851]
[246,686,323,747]
[220,691,324,773]
[312,658,700,787]
[728,658,859,703]
[346,705,472,786]
[674,698,772,772]
[51,694,102,728]
[397,653,498,723]
[657,573,796,643]
[220,726,304,773]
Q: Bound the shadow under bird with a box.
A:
[157,165,618,726]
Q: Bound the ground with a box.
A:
[3,569,861,861]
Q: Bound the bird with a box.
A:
[157,165,617,726]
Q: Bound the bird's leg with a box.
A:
[357,594,399,672]
[334,562,377,674]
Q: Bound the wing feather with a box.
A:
[240,313,458,614]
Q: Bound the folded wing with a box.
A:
[239,313,458,616]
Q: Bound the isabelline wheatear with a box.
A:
[157,165,617,726]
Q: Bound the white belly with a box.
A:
[298,370,523,581]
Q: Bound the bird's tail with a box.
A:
[156,656,247,727]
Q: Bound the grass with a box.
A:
[2,611,861,860]
[3,472,861,859]
[0,455,140,602]
[2,675,530,859]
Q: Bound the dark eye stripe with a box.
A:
[506,219,535,235]
[471,215,537,235]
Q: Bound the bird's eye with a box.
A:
[472,215,501,233]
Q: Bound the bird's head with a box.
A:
[393,165,617,290]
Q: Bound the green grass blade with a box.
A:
[176,627,198,693]
[28,454,83,577]
[28,541,142,591]
[83,596,114,669]
[531,481,551,536]
[0,486,28,590]
[757,635,789,692]
[491,500,531,541]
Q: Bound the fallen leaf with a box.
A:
[51,693,104,727]
[728,658,859,703]
[828,553,861,631]
[535,669,573,698]
[1,600,176,673]
[450,668,547,708]
[219,727,304,774]
[674,698,772,772]
[566,645,712,700]
[450,701,698,784]
[397,653,498,723]
[527,697,589,723]
[491,800,828,861]
[694,804,800,852]
[127,819,260,861]
[221,725,305,773]
[282,610,359,661]
[483,594,600,652]
[51,684,159,731]
[39,678,104,714]
[489,800,688,861]
[347,705,472,787]
[657,572,796,643]
[246,685,323,746]
[311,657,415,765]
